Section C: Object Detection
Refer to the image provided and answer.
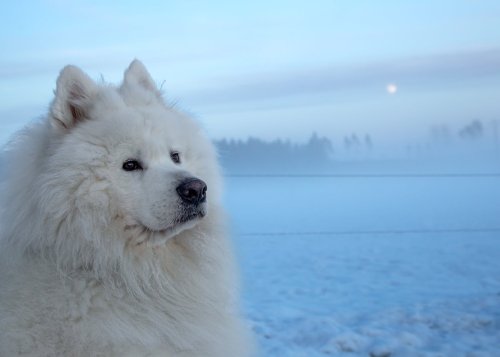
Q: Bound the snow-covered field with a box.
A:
[225,173,500,356]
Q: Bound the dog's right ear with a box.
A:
[122,59,158,93]
[121,59,163,103]
[50,66,97,131]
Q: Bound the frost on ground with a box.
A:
[226,175,500,356]
[235,233,500,357]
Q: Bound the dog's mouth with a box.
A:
[174,210,205,226]
[150,211,205,234]
[132,206,206,244]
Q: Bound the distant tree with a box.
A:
[343,136,351,150]
[492,120,499,151]
[430,124,451,144]
[459,120,483,140]
[307,132,332,154]
[350,134,360,148]
[364,134,373,150]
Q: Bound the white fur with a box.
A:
[0,60,253,356]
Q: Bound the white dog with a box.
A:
[0,60,252,356]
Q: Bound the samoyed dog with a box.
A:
[0,60,252,356]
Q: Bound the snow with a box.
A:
[224,171,500,356]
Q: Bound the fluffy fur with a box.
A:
[0,60,252,356]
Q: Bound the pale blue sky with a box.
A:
[1,0,499,147]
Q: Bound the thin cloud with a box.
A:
[0,45,134,80]
[184,47,500,106]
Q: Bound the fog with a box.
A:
[215,119,500,176]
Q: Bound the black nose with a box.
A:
[176,178,207,205]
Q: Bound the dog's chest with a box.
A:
[63,278,203,353]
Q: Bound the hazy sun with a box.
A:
[386,83,398,94]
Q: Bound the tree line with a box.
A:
[214,133,334,173]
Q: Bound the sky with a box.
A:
[1,0,499,148]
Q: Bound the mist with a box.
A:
[214,118,500,176]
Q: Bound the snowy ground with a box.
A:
[224,172,500,356]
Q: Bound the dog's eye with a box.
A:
[170,151,181,164]
[122,159,143,171]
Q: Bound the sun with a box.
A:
[386,83,398,94]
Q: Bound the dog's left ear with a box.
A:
[50,65,97,131]
[122,59,161,96]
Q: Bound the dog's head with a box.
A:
[40,60,222,251]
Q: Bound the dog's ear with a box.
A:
[122,59,161,96]
[50,66,97,131]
